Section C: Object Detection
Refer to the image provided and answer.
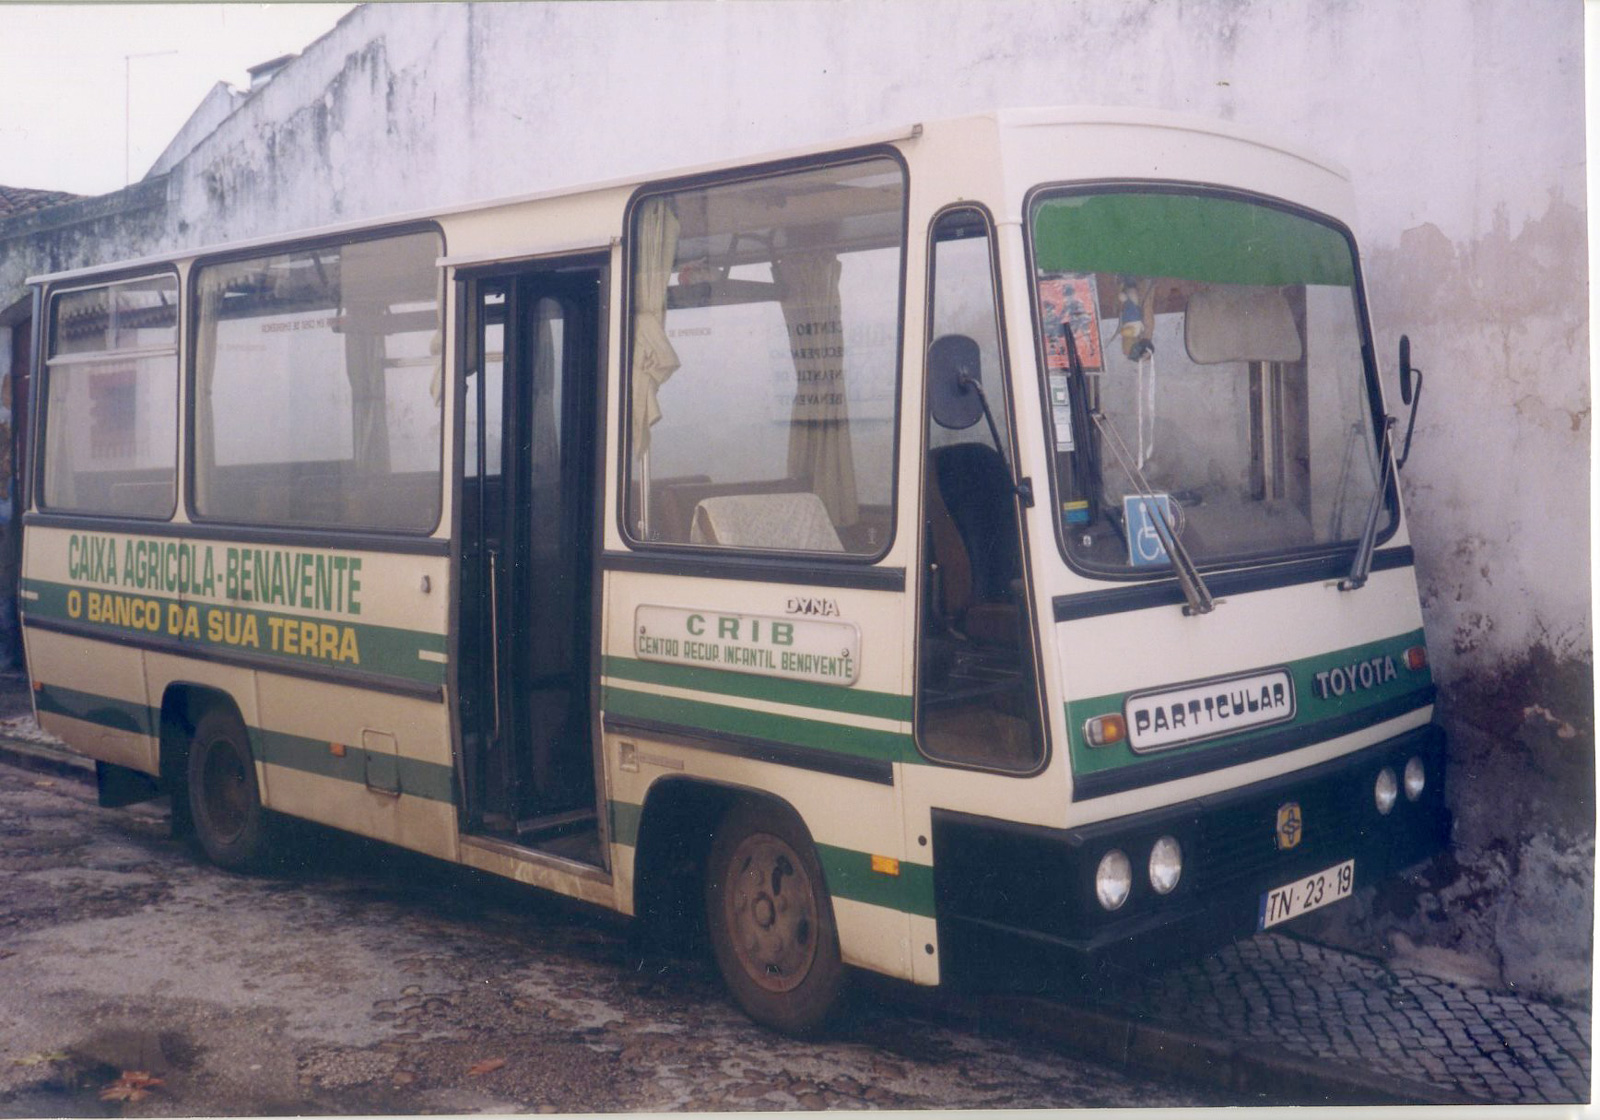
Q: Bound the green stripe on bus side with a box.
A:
[607,799,933,918]
[608,799,643,848]
[817,843,936,919]
[36,682,156,738]
[249,728,456,804]
[1065,628,1432,777]
[32,682,456,805]
[602,655,912,722]
[601,684,918,764]
[22,578,445,685]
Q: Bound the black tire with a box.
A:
[186,708,267,871]
[705,798,846,1035]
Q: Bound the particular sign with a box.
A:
[1125,667,1296,752]
[634,605,860,687]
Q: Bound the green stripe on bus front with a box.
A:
[22,578,444,685]
[1065,628,1431,778]
[602,655,911,722]
[601,684,917,764]
[607,798,933,918]
[32,682,455,804]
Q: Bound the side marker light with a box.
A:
[1404,646,1429,671]
[1085,713,1128,748]
[870,854,900,876]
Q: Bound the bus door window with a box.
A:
[461,286,508,827]
[915,208,1044,772]
[460,272,600,847]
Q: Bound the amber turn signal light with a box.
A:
[1085,713,1128,747]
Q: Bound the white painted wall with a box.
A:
[146,0,1585,688]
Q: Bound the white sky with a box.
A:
[0,4,355,197]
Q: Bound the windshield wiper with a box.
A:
[1338,416,1396,591]
[1062,324,1216,616]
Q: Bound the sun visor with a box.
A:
[1184,286,1304,365]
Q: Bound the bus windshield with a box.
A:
[1030,189,1391,574]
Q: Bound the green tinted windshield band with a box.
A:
[1030,193,1355,288]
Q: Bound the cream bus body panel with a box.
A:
[600,568,921,980]
[26,626,157,773]
[992,107,1358,231]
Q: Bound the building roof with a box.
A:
[0,185,79,220]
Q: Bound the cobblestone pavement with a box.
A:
[1094,932,1591,1105]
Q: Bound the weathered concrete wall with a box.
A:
[0,0,1588,997]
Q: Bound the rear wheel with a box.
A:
[186,708,267,871]
[705,799,845,1035]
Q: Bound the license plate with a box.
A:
[1258,859,1355,929]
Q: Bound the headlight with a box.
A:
[1149,835,1183,895]
[1375,767,1398,815]
[1096,849,1132,911]
[1404,756,1426,801]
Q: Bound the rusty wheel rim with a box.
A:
[199,739,251,843]
[722,832,819,994]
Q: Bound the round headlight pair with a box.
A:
[1375,757,1428,814]
[1095,836,1183,911]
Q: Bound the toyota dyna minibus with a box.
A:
[20,107,1447,1033]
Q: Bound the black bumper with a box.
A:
[933,724,1450,993]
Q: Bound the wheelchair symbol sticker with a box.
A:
[1124,493,1175,568]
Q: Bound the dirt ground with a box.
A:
[0,764,1210,1115]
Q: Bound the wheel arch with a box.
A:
[630,776,819,952]
[158,683,250,831]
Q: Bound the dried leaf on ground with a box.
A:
[467,1057,506,1076]
[12,1051,69,1067]
[99,1071,165,1101]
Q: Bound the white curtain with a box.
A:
[775,250,857,526]
[190,265,250,513]
[630,198,682,459]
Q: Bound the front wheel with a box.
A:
[705,799,846,1035]
[186,708,268,871]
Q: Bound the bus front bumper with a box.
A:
[931,724,1450,993]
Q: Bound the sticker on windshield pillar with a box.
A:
[1124,667,1296,752]
[1123,493,1176,568]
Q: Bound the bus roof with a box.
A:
[28,106,1348,287]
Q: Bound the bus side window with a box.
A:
[915,208,1044,773]
[41,275,179,519]
[623,159,905,556]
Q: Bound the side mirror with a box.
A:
[1395,334,1424,469]
[1399,335,1416,406]
[927,334,984,431]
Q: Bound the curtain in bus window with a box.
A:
[345,325,390,475]
[776,250,857,526]
[192,263,259,513]
[630,197,682,458]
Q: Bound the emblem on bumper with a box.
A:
[1276,802,1303,850]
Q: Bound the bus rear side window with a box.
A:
[42,274,179,519]
[192,230,444,533]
